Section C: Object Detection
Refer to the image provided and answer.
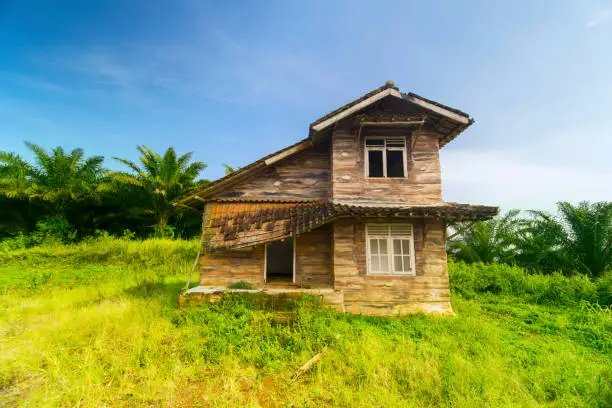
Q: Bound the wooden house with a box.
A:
[179,81,498,315]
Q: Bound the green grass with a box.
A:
[0,238,610,407]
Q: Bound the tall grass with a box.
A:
[449,260,611,306]
[0,239,610,407]
[0,237,199,291]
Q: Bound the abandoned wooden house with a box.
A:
[179,81,498,315]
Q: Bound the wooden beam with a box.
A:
[405,94,470,124]
[264,140,312,166]
[359,120,425,127]
[311,88,402,132]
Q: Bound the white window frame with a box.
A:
[366,224,416,276]
[364,136,408,178]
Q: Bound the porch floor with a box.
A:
[180,285,344,311]
[185,285,335,295]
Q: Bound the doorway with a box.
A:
[265,238,294,283]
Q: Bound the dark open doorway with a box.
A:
[265,238,294,283]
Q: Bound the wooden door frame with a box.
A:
[264,237,296,284]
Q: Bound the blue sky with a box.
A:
[1,0,611,210]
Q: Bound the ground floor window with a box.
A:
[366,224,415,275]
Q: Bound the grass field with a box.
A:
[0,238,610,407]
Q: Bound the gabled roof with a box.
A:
[309,80,472,142]
[177,81,474,208]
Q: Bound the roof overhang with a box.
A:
[310,87,403,133]
[308,82,473,143]
[204,199,499,251]
[403,94,470,125]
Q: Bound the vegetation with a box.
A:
[0,238,609,407]
[0,143,215,240]
[222,163,238,175]
[112,146,207,237]
[449,201,611,277]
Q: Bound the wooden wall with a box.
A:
[199,226,333,288]
[331,122,443,204]
[332,217,453,315]
[199,245,265,286]
[218,142,330,200]
[295,224,333,288]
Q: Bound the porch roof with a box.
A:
[204,200,498,251]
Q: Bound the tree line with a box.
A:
[0,142,213,240]
[449,203,611,278]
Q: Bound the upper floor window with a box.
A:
[365,136,407,178]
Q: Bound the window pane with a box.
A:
[366,139,384,146]
[403,255,412,272]
[379,239,388,255]
[369,239,379,255]
[401,239,410,255]
[380,254,389,272]
[393,239,402,255]
[368,150,384,177]
[386,150,405,177]
[394,255,403,272]
[370,255,380,272]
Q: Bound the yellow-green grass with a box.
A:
[0,238,610,407]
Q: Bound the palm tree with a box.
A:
[511,210,568,274]
[223,164,238,175]
[0,142,106,217]
[0,151,31,198]
[451,202,611,277]
[448,210,522,264]
[111,146,206,236]
[555,201,611,277]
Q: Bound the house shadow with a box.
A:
[123,280,186,304]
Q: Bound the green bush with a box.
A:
[449,261,599,306]
[0,233,30,252]
[30,217,77,245]
[595,272,612,306]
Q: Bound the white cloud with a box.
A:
[441,150,612,211]
[586,6,612,28]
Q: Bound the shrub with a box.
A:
[227,281,254,290]
[530,273,596,305]
[30,218,77,245]
[449,261,598,306]
[595,272,612,306]
[0,233,30,252]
